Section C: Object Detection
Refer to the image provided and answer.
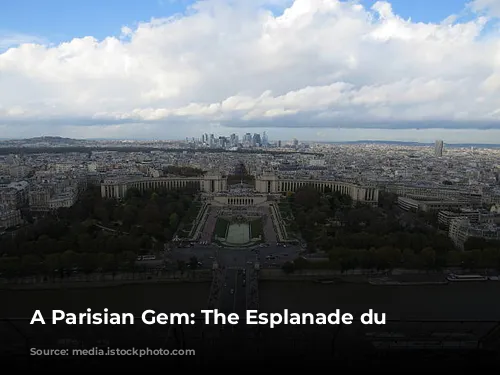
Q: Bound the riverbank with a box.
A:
[259,281,500,321]
[0,277,212,291]
[258,269,493,285]
[0,271,213,290]
[259,269,410,282]
[0,282,210,317]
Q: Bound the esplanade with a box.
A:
[101,171,379,205]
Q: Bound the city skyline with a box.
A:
[3,132,500,147]
[2,0,500,142]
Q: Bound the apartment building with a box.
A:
[0,208,22,229]
[0,181,29,209]
[449,218,500,250]
[398,196,466,212]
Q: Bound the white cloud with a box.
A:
[1,0,500,141]
[468,0,500,18]
[0,32,45,50]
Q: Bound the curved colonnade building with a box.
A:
[101,172,379,206]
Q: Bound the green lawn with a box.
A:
[214,218,230,238]
[250,219,263,239]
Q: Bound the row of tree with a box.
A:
[282,246,500,274]
[0,186,199,277]
[0,250,136,278]
[286,187,455,254]
[162,166,204,177]
[0,252,205,279]
[284,187,500,270]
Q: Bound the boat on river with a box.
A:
[369,277,448,286]
[446,274,488,282]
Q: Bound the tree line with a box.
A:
[283,187,500,272]
[0,186,198,278]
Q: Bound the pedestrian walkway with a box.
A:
[200,208,217,241]
[263,215,277,242]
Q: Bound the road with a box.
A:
[199,208,217,242]
[169,244,301,270]
[219,269,246,316]
[215,268,249,358]
[168,240,300,353]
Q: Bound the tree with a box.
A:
[401,248,416,268]
[189,256,199,270]
[356,249,374,270]
[80,253,98,276]
[177,260,186,275]
[282,261,295,274]
[421,247,436,270]
[374,247,401,271]
[140,235,152,249]
[446,251,461,267]
[21,254,41,276]
[60,250,79,270]
[293,257,309,270]
[0,257,21,278]
[470,249,483,269]
[294,187,321,209]
[169,213,180,229]
[378,192,398,210]
[140,203,161,224]
[97,252,116,272]
[94,205,110,224]
[482,248,500,268]
[44,253,61,278]
[464,237,488,251]
[120,251,137,271]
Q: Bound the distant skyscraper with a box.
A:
[293,138,299,147]
[219,136,227,148]
[434,140,444,157]
[262,131,268,146]
[252,133,261,146]
[230,133,237,147]
[278,140,281,147]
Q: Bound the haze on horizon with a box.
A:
[2,0,500,143]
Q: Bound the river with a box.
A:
[2,281,499,320]
[0,282,211,318]
[259,281,500,320]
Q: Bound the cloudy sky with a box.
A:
[1,0,500,143]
